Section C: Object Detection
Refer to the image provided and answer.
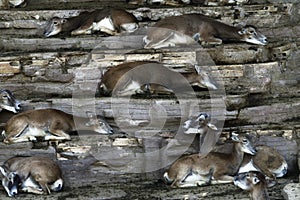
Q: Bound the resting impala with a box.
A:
[2,108,113,144]
[44,8,138,37]
[239,145,288,179]
[234,171,276,200]
[99,61,217,96]
[144,14,267,49]
[0,90,22,113]
[0,156,63,196]
[164,133,257,188]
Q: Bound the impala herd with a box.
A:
[0,4,289,200]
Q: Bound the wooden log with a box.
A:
[0,61,20,76]
[238,101,300,124]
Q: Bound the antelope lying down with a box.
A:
[234,171,276,200]
[0,156,63,196]
[239,145,288,179]
[144,14,267,49]
[44,8,138,37]
[2,108,113,144]
[99,61,217,96]
[0,90,22,114]
[164,133,257,188]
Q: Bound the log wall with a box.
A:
[0,0,299,197]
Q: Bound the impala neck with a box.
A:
[229,143,245,173]
[70,116,91,131]
[251,186,270,200]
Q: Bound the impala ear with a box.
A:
[0,166,8,176]
[231,132,239,141]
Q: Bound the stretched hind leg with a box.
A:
[44,129,70,141]
[211,175,234,184]
[200,35,222,46]
[3,124,38,143]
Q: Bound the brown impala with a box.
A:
[144,14,267,48]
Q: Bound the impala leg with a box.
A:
[45,129,71,141]
[45,124,71,141]
[39,183,51,194]
[21,186,44,195]
[200,36,223,45]
[4,135,37,143]
[3,122,28,139]
[211,175,234,184]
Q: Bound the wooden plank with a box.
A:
[0,61,20,76]
[239,101,300,124]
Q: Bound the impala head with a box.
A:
[231,133,257,155]
[234,171,276,191]
[0,90,22,113]
[44,17,66,37]
[0,166,21,197]
[85,112,114,134]
[238,25,267,45]
[196,113,210,123]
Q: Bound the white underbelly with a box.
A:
[93,17,115,32]
[238,159,258,174]
[25,126,47,137]
[184,173,203,182]
[272,162,288,177]
[171,32,196,45]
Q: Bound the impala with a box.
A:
[144,14,267,48]
[2,108,113,144]
[0,156,63,196]
[164,133,257,188]
[44,8,138,37]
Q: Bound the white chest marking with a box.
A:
[238,159,259,174]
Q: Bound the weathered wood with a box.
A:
[0,1,299,198]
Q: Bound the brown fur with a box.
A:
[1,156,63,195]
[3,108,113,144]
[144,14,267,48]
[240,145,288,178]
[44,9,138,37]
[234,171,276,200]
[165,134,256,187]
[99,61,217,96]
